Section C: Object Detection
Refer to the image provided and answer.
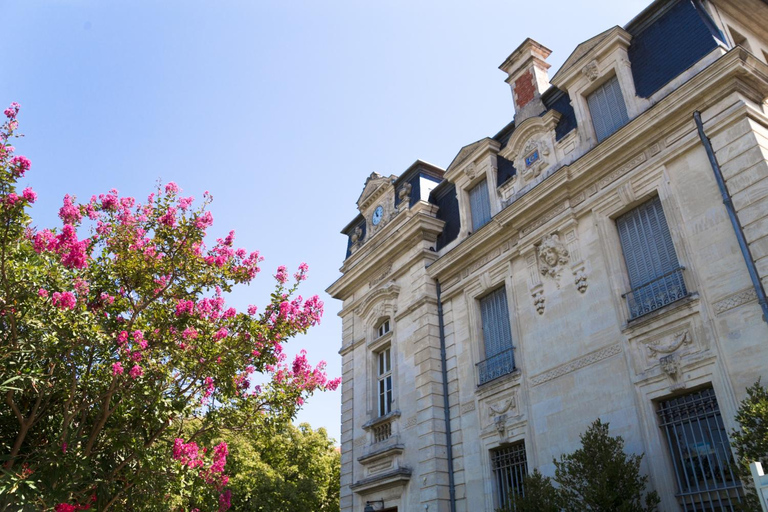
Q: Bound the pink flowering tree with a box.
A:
[0,104,339,510]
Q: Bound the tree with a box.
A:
[215,422,340,512]
[554,419,659,512]
[499,469,559,512]
[731,379,768,511]
[0,104,340,510]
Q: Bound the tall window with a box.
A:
[491,442,528,510]
[617,196,687,319]
[377,347,392,417]
[469,179,492,231]
[477,287,515,385]
[657,387,744,511]
[588,75,629,142]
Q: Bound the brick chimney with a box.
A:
[499,38,552,124]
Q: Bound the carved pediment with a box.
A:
[501,110,561,182]
[446,138,490,174]
[551,28,612,85]
[357,172,397,211]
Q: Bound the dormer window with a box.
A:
[377,319,391,339]
[468,179,492,231]
[587,75,629,142]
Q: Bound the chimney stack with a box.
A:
[499,38,552,124]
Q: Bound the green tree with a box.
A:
[499,469,559,512]
[731,379,768,511]
[220,422,340,512]
[0,104,339,510]
[554,419,659,512]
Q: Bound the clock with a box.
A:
[372,205,384,226]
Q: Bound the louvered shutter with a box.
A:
[480,288,513,359]
[469,179,492,231]
[588,76,629,142]
[617,196,686,317]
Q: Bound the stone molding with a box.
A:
[530,344,622,386]
[713,287,758,314]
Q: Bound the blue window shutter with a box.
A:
[588,76,629,142]
[617,196,686,317]
[469,179,492,231]
[480,288,513,359]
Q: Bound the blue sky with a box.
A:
[2,0,649,442]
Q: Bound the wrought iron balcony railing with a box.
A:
[622,266,687,320]
[477,347,516,385]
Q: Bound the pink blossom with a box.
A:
[112,362,124,376]
[3,102,20,119]
[9,155,30,177]
[22,187,36,203]
[247,305,258,316]
[55,505,77,512]
[178,196,194,210]
[182,326,198,339]
[117,331,129,345]
[219,489,232,512]
[59,194,82,224]
[213,327,228,341]
[275,265,288,284]
[38,288,48,298]
[129,365,143,379]
[51,291,77,310]
[3,193,19,206]
[165,181,179,194]
[195,211,213,230]
[159,206,177,227]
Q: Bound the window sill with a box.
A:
[362,410,401,431]
[475,368,522,400]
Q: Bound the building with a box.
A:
[326,0,768,510]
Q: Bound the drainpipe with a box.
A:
[693,111,768,324]
[436,280,457,512]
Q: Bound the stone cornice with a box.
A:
[349,467,412,493]
[327,207,443,300]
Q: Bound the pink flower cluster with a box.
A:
[51,291,77,310]
[3,102,20,119]
[9,155,30,177]
[172,438,204,469]
[33,225,90,269]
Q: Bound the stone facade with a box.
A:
[327,1,768,511]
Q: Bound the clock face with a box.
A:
[372,205,384,226]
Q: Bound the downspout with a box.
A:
[436,280,457,512]
[693,111,768,324]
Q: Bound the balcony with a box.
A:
[623,266,687,320]
[477,347,516,385]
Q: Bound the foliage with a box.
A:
[498,469,559,512]
[212,422,340,512]
[554,419,659,512]
[0,104,339,510]
[731,379,768,511]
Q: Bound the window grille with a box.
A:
[658,387,745,511]
[372,421,392,443]
[377,348,392,417]
[469,179,492,231]
[491,442,528,510]
[617,196,687,319]
[377,319,390,338]
[478,287,515,384]
[588,75,629,142]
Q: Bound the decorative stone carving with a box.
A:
[488,397,516,417]
[398,182,412,211]
[538,233,570,286]
[494,414,507,438]
[350,226,364,254]
[533,288,545,315]
[565,228,588,294]
[465,162,477,180]
[518,139,551,182]
[646,330,691,357]
[659,354,686,391]
[582,59,599,81]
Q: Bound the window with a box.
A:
[491,442,528,510]
[657,387,744,511]
[469,179,492,231]
[587,75,629,142]
[477,287,515,385]
[377,319,390,338]
[617,196,687,320]
[377,347,392,417]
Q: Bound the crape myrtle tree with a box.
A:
[731,379,768,512]
[0,104,340,511]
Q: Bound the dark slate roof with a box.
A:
[627,0,723,98]
[343,215,365,260]
[394,160,444,209]
[496,156,517,187]
[429,181,460,251]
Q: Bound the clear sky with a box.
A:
[2,0,650,442]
